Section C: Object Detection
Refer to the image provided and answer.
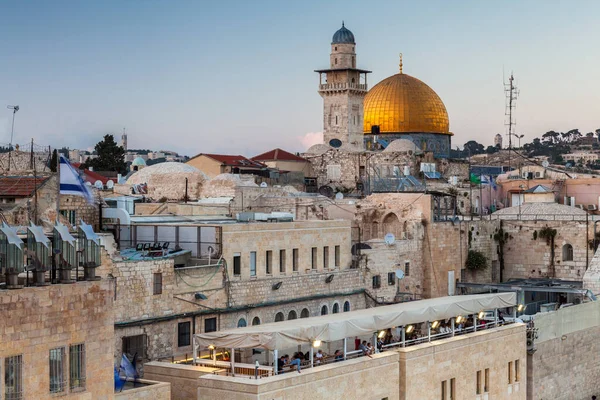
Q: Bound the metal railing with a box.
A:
[319,83,368,91]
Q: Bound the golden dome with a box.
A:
[363,72,450,135]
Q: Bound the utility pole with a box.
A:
[7,105,20,172]
[504,74,518,171]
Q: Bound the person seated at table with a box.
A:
[367,342,375,354]
[277,355,286,373]
[359,340,369,356]
[315,349,325,364]
[289,354,302,373]
[376,337,384,352]
[334,350,343,362]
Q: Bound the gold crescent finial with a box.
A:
[399,53,403,74]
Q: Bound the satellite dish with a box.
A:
[260,182,268,188]
[335,192,344,200]
[106,180,114,189]
[542,160,549,168]
[384,233,395,245]
[85,181,92,186]
[395,269,405,280]
[318,185,335,198]
[207,245,215,255]
[329,139,342,148]
[94,180,103,189]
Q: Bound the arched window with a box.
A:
[332,303,340,314]
[563,244,574,261]
[371,221,379,239]
[300,308,310,318]
[252,316,261,326]
[288,310,297,320]
[334,46,337,51]
[321,305,328,316]
[343,301,350,312]
[275,312,284,322]
[335,115,338,125]
[382,213,401,239]
[335,58,338,65]
[237,318,247,328]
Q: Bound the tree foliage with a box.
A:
[83,134,126,173]
[465,250,487,271]
[50,149,58,172]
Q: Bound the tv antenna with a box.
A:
[504,73,519,170]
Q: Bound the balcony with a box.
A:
[319,82,367,92]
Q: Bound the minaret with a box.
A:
[121,128,128,151]
[316,22,371,148]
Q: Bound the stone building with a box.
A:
[0,280,115,399]
[106,219,365,364]
[124,162,208,201]
[494,133,503,148]
[186,154,267,179]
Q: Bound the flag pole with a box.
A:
[56,151,60,221]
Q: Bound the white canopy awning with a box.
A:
[194,292,516,350]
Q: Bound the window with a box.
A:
[484,368,489,392]
[352,56,355,68]
[266,250,272,274]
[279,249,286,273]
[153,273,162,295]
[123,335,146,359]
[237,318,247,328]
[323,246,329,268]
[332,303,339,314]
[476,370,482,394]
[60,210,76,225]
[252,316,261,326]
[233,253,241,276]
[311,247,317,269]
[205,317,217,333]
[335,115,338,125]
[343,301,350,312]
[178,322,191,347]
[300,308,310,318]
[372,275,381,289]
[441,380,447,400]
[250,252,256,276]
[49,347,66,394]
[508,361,513,384]
[515,359,520,382]
[292,249,299,272]
[327,165,342,180]
[335,58,338,65]
[5,354,23,400]
[275,312,284,322]
[321,305,328,315]
[334,46,337,51]
[562,244,573,261]
[288,310,297,320]
[450,378,455,400]
[69,344,86,391]
[388,272,396,285]
[405,261,410,276]
[335,245,340,267]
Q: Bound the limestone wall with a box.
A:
[115,380,171,400]
[528,301,600,399]
[144,362,218,400]
[0,281,114,399]
[197,351,400,400]
[399,324,527,400]
[500,220,590,281]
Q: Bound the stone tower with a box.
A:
[121,131,128,151]
[316,23,370,148]
[494,133,503,148]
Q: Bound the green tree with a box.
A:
[49,149,58,172]
[485,145,498,154]
[463,140,485,155]
[83,134,126,173]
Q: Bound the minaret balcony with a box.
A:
[319,82,368,92]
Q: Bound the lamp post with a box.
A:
[518,184,525,219]
[6,105,19,172]
[511,133,525,149]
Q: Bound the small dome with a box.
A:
[383,139,422,154]
[332,22,355,44]
[305,144,331,155]
[131,157,146,166]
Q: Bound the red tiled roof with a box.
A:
[251,148,307,162]
[194,154,266,168]
[0,176,51,197]
[82,169,110,185]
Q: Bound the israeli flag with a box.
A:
[59,155,94,204]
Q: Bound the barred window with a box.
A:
[178,322,191,347]
[49,347,66,394]
[123,335,146,360]
[5,354,23,400]
[69,344,86,391]
[153,273,162,295]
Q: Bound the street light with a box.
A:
[6,105,19,172]
[511,133,525,149]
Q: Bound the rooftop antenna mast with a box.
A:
[504,73,519,170]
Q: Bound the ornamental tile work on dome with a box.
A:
[331,22,355,44]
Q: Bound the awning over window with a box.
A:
[194,292,516,350]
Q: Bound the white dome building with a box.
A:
[126,162,208,201]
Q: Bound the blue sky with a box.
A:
[1,0,599,156]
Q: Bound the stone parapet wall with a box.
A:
[115,380,171,400]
